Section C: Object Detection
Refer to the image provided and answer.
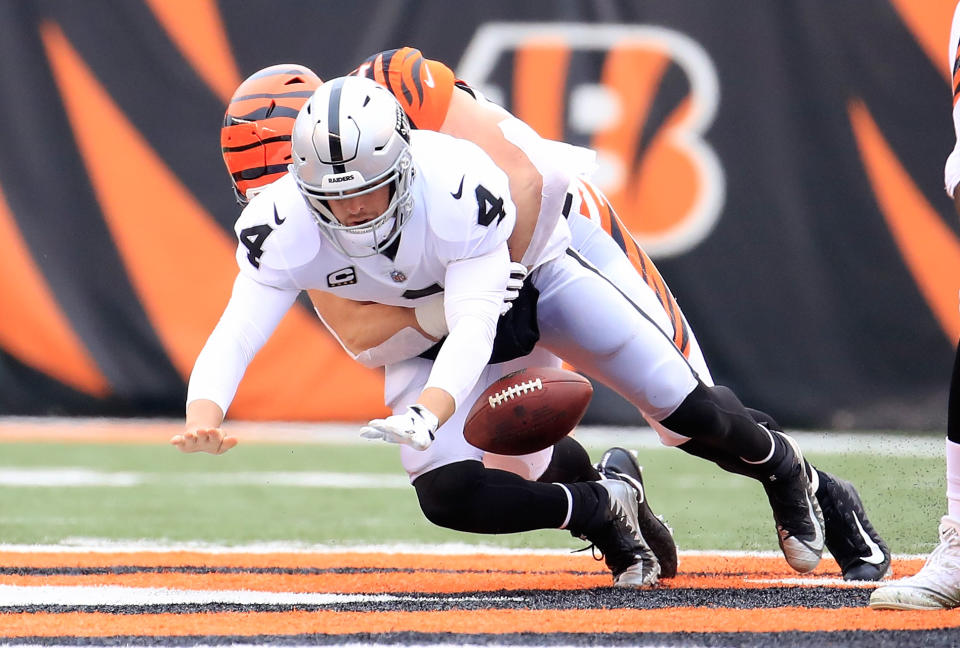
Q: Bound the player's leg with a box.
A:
[570,183,887,579]
[673,393,890,580]
[389,354,660,587]
[870,341,960,609]
[532,250,824,572]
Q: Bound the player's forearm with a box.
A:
[185,399,224,432]
[416,387,455,426]
[309,290,429,353]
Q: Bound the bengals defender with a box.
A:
[352,48,889,581]
[870,2,960,610]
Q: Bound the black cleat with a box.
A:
[816,470,891,581]
[579,479,660,587]
[763,431,825,573]
[597,447,678,578]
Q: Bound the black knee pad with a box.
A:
[412,460,486,531]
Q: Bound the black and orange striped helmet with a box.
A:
[221,64,322,204]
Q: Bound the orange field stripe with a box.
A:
[5,606,960,637]
[0,551,604,571]
[0,551,925,579]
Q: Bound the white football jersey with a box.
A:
[233,130,529,308]
[189,129,572,415]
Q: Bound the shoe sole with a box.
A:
[870,587,960,610]
[614,561,661,588]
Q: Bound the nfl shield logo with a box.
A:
[390,270,407,283]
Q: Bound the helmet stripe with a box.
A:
[221,134,291,154]
[405,50,425,108]
[227,105,300,122]
[230,89,316,102]
[326,77,347,174]
[379,51,400,105]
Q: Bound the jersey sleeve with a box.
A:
[186,272,299,415]
[232,176,322,291]
[351,48,456,131]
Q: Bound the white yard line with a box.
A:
[0,417,946,457]
[0,468,410,488]
[0,584,521,607]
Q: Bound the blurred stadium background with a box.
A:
[1,1,958,431]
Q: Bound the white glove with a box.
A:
[359,404,439,451]
[502,262,528,314]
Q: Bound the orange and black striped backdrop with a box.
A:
[0,1,957,430]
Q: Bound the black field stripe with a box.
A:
[0,587,873,615]
[326,78,347,174]
[2,630,955,648]
[222,134,291,154]
[564,248,697,377]
[0,565,587,576]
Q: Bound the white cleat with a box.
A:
[870,516,960,610]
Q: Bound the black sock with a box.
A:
[537,437,602,484]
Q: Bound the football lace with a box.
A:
[487,378,543,408]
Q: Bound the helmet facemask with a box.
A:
[299,149,414,258]
[290,76,415,259]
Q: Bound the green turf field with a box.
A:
[0,433,945,555]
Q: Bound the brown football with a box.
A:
[463,366,594,456]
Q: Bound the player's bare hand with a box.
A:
[170,427,238,454]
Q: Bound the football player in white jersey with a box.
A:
[869,2,960,610]
[183,59,892,581]
[183,75,828,585]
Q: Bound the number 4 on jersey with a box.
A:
[239,224,273,269]
[475,184,506,227]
